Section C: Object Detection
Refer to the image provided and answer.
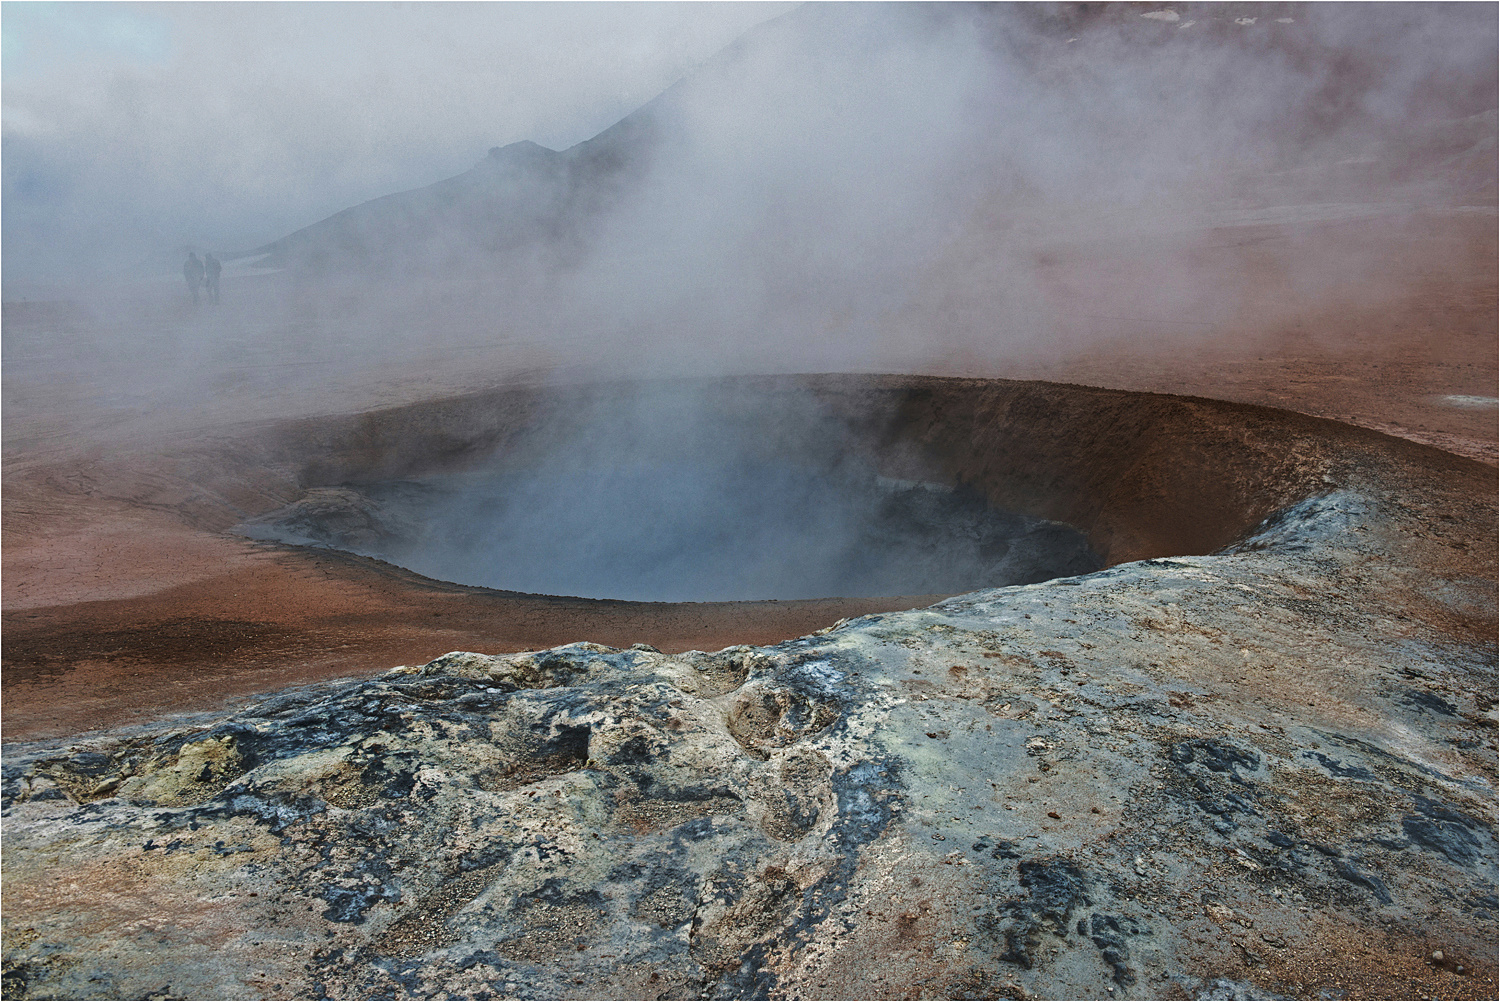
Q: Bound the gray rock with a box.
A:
[2,490,1495,999]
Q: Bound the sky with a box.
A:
[1,1,793,286]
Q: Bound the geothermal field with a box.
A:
[2,4,1497,1000]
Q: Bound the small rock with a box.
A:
[1206,902,1237,924]
[1432,950,1444,962]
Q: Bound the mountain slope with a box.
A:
[241,2,1496,279]
[245,113,655,273]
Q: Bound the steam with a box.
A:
[0,2,792,286]
[5,4,1494,600]
[6,4,1493,432]
[240,381,1101,601]
[540,2,1496,377]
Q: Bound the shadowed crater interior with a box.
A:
[226,372,1389,610]
[241,381,1102,601]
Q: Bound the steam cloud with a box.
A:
[6,4,1494,598]
[240,381,1101,601]
[7,4,1493,420]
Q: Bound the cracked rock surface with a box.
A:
[3,482,1496,999]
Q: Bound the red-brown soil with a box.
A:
[1,481,942,742]
[923,210,1498,466]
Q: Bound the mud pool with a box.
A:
[239,461,1101,602]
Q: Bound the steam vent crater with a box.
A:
[234,373,1411,594]
[239,378,1105,602]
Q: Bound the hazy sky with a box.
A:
[1,1,793,284]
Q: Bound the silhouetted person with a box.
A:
[184,252,204,304]
[203,252,222,303]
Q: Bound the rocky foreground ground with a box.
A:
[3,468,1495,1000]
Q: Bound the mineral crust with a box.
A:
[3,482,1495,999]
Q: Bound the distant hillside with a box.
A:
[241,2,1496,278]
[243,113,656,274]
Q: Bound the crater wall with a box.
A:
[253,374,1486,566]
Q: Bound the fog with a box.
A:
[239,382,1101,601]
[547,2,1494,377]
[2,1,793,285]
[5,3,1495,599]
[7,4,1491,404]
